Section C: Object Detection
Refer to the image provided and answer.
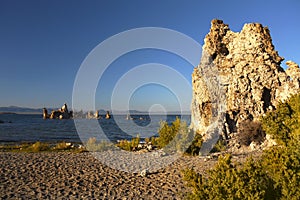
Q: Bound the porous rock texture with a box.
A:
[191,19,300,140]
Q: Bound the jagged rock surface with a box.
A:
[191,19,300,140]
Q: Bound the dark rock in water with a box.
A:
[0,120,4,124]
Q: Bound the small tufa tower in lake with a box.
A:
[43,103,73,119]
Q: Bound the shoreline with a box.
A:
[0,141,84,148]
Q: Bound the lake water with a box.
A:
[0,113,190,144]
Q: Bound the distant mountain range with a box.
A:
[0,106,45,114]
[0,106,190,115]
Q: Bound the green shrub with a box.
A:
[116,135,140,151]
[153,117,204,155]
[0,143,28,152]
[157,117,202,154]
[183,93,300,199]
[27,141,50,152]
[262,142,300,199]
[238,120,265,146]
[260,94,300,199]
[131,135,140,149]
[185,133,203,155]
[262,94,300,146]
[144,137,151,144]
[1,142,86,153]
[210,138,227,153]
[144,136,159,147]
[85,137,114,152]
[172,121,191,153]
[261,94,300,199]
[53,142,72,151]
[183,154,276,200]
[157,117,182,148]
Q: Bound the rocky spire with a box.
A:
[191,19,300,140]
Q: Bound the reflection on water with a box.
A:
[0,114,190,144]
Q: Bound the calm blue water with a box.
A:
[0,114,190,144]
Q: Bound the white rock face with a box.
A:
[191,19,300,140]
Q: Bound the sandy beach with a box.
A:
[0,151,221,199]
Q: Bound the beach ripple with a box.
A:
[0,152,218,199]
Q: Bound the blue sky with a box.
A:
[0,0,299,111]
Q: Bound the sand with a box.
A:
[0,151,223,199]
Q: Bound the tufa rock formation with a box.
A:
[43,103,73,119]
[105,111,111,119]
[42,108,48,119]
[191,19,300,140]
